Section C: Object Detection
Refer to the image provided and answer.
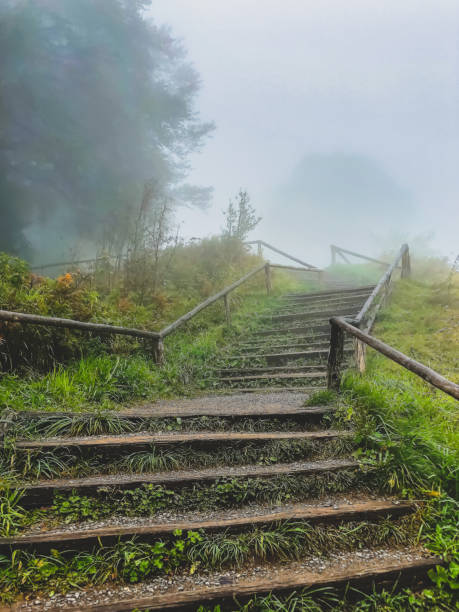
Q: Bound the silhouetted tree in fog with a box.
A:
[0,0,213,258]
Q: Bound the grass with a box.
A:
[8,470,364,533]
[10,414,328,439]
[0,515,419,601]
[340,277,459,497]
[4,437,354,481]
[0,273,312,413]
[333,270,459,608]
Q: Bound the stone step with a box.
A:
[264,307,359,323]
[16,430,348,451]
[218,365,326,376]
[0,498,414,552]
[273,298,368,315]
[281,285,375,300]
[19,458,359,507]
[14,551,438,611]
[229,347,353,364]
[218,371,326,384]
[252,324,331,336]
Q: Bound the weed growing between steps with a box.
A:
[9,414,332,440]
[4,438,354,480]
[0,516,419,602]
[2,470,365,535]
[221,581,457,611]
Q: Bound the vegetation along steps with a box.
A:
[3,278,449,610]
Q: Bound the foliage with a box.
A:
[0,0,213,258]
[304,389,337,406]
[0,515,419,600]
[0,531,202,600]
[0,488,25,537]
[338,273,459,604]
[222,190,261,240]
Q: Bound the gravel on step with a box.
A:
[14,547,435,610]
[18,494,397,536]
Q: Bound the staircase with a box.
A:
[1,285,437,611]
[215,285,375,391]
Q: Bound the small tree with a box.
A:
[223,190,261,240]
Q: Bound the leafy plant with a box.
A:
[0,488,26,536]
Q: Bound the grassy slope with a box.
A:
[0,271,315,412]
[343,277,458,495]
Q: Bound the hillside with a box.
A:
[0,252,457,611]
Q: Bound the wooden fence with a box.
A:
[1,243,324,364]
[327,244,459,401]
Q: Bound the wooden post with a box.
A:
[265,263,272,295]
[327,320,345,390]
[318,270,324,288]
[331,245,336,265]
[257,241,262,257]
[401,247,411,279]
[352,321,366,373]
[223,293,231,326]
[152,337,164,365]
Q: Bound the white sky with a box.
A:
[150,0,459,266]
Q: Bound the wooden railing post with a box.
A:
[318,270,324,288]
[153,337,164,365]
[401,246,411,279]
[257,241,262,257]
[265,263,272,295]
[327,320,345,390]
[352,320,366,373]
[223,293,231,326]
[331,245,336,265]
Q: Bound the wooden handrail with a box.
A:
[159,263,269,338]
[0,262,272,364]
[246,240,318,270]
[328,316,459,400]
[30,255,119,271]
[355,244,409,328]
[269,263,319,273]
[330,245,396,268]
[0,309,161,340]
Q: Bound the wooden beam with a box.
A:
[327,320,345,390]
[245,240,318,269]
[330,316,459,400]
[223,293,231,326]
[0,309,161,341]
[160,263,267,337]
[330,245,394,267]
[355,244,408,325]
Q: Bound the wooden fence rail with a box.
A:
[327,315,459,400]
[330,244,399,268]
[0,262,279,365]
[327,244,459,401]
[246,240,319,271]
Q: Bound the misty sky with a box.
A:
[150,0,459,266]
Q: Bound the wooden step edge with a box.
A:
[0,500,415,549]
[218,366,325,375]
[219,372,327,382]
[18,458,359,506]
[9,405,335,420]
[275,295,372,307]
[7,554,438,611]
[230,347,353,360]
[253,326,331,336]
[15,430,351,450]
[281,285,376,298]
[265,310,359,322]
[217,386,328,394]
